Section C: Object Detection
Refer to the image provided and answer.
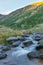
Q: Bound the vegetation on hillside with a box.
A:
[0,23,43,43]
[0,3,43,43]
[0,5,43,30]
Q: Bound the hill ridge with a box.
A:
[0,2,43,30]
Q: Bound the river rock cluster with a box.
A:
[0,33,43,65]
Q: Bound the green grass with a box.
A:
[0,23,43,43]
[0,25,27,43]
[30,23,43,33]
[0,5,43,29]
[0,5,43,43]
[0,25,15,43]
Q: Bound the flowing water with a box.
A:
[12,35,38,57]
[0,34,43,65]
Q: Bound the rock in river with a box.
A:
[39,39,43,46]
[21,34,30,37]
[2,45,11,52]
[6,37,19,42]
[36,45,43,50]
[11,41,21,47]
[34,35,41,41]
[6,36,25,45]
[21,40,33,48]
[39,49,43,59]
[27,51,39,59]
[0,52,7,60]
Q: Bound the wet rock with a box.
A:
[39,55,43,59]
[0,44,6,52]
[0,44,4,49]
[6,37,19,42]
[40,33,43,39]
[33,32,41,36]
[21,34,31,40]
[21,40,33,48]
[2,45,11,52]
[12,41,21,47]
[36,46,43,50]
[0,52,7,60]
[36,39,43,51]
[27,51,39,59]
[0,49,2,52]
[24,37,30,40]
[0,44,10,52]
[39,39,43,46]
[32,33,41,41]
[6,36,25,45]
[35,44,43,59]
[17,36,25,41]
[21,34,30,37]
[39,49,43,59]
[34,35,41,41]
[27,42,43,59]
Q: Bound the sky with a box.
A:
[0,0,42,15]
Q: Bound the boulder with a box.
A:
[36,45,43,50]
[6,36,25,45]
[17,36,25,41]
[39,55,43,59]
[0,44,5,52]
[0,44,4,49]
[6,37,19,42]
[32,33,41,41]
[40,33,43,39]
[36,39,43,50]
[0,52,7,59]
[21,34,30,37]
[2,45,11,52]
[21,40,33,48]
[12,41,21,47]
[27,51,39,59]
[39,39,43,46]
[39,49,43,59]
[34,35,41,41]
[27,49,43,59]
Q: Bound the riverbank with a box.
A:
[0,23,43,43]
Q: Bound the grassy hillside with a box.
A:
[0,25,27,43]
[0,23,43,43]
[0,2,43,43]
[0,5,43,30]
[29,23,43,33]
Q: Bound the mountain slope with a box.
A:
[0,2,43,43]
[0,2,43,29]
[0,14,6,19]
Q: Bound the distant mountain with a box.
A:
[0,14,6,19]
[0,2,43,30]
